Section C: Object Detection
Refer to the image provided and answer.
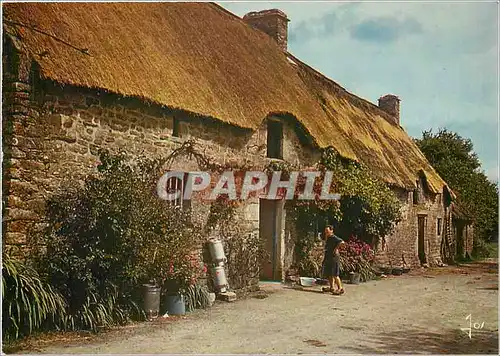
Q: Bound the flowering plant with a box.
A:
[341,235,375,262]
[161,253,208,295]
[339,235,376,281]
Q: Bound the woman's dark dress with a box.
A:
[322,235,343,277]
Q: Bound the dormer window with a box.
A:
[267,120,283,159]
[413,180,422,205]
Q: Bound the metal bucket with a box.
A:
[392,267,403,276]
[212,266,228,292]
[143,284,161,319]
[348,272,360,284]
[165,294,185,315]
[208,239,227,264]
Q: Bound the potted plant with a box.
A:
[162,254,208,316]
[133,204,203,318]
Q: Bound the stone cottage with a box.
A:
[2,3,470,285]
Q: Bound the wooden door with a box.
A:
[418,216,426,264]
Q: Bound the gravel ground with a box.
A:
[13,260,499,354]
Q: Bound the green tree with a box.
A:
[415,129,498,248]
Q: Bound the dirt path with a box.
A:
[13,261,499,354]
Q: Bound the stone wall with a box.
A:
[375,183,447,269]
[465,225,474,256]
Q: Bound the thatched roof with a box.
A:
[451,202,473,222]
[289,54,449,193]
[3,2,449,194]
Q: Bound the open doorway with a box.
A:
[259,199,284,281]
[418,215,427,264]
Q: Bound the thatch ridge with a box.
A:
[2,1,449,193]
[289,53,447,192]
[286,53,398,126]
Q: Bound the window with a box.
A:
[413,180,422,205]
[173,117,181,137]
[165,173,191,211]
[437,218,442,236]
[267,120,283,159]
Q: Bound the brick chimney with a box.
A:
[378,94,401,125]
[243,9,289,51]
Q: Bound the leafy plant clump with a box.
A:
[2,251,67,342]
[184,284,211,312]
[206,196,269,291]
[318,147,402,245]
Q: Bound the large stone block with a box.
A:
[243,202,259,222]
[4,208,39,221]
[4,232,27,245]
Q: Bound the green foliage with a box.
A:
[416,129,481,176]
[290,203,338,277]
[319,147,402,243]
[290,147,402,275]
[471,239,498,260]
[415,129,499,248]
[486,242,499,258]
[37,150,201,331]
[296,243,323,278]
[264,160,296,179]
[2,251,67,341]
[184,284,210,312]
[224,231,268,289]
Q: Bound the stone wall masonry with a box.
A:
[3,81,315,237]
[243,10,289,51]
[375,187,446,269]
[465,225,474,256]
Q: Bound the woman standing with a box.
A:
[321,225,345,295]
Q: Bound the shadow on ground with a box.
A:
[342,327,499,354]
[417,260,498,278]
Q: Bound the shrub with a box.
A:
[339,236,376,282]
[2,251,67,341]
[205,196,268,290]
[471,237,496,260]
[38,150,202,330]
[319,148,402,246]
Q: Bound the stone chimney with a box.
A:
[243,9,289,51]
[378,94,401,125]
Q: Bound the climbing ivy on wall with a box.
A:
[319,147,402,243]
[163,140,268,290]
[287,147,402,276]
